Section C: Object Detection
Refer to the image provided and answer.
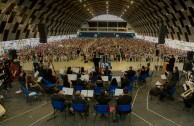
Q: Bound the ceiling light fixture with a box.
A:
[84,4,86,7]
[106,1,108,4]
[131,1,134,4]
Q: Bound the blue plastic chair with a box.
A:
[139,74,147,84]
[117,104,132,122]
[94,105,110,122]
[57,85,63,91]
[93,76,98,82]
[109,85,119,95]
[60,74,64,81]
[94,87,104,96]
[50,101,66,119]
[42,79,55,88]
[108,74,112,81]
[72,103,87,121]
[74,86,84,91]
[130,76,138,85]
[124,85,133,93]
[19,84,39,102]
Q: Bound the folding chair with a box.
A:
[117,104,132,122]
[94,105,110,123]
[72,103,87,122]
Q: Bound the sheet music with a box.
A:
[88,68,96,74]
[72,68,80,74]
[67,74,77,81]
[183,84,188,91]
[102,76,109,81]
[112,76,121,82]
[37,77,42,82]
[34,71,39,78]
[87,90,94,97]
[161,75,167,80]
[62,87,74,95]
[114,89,123,96]
[62,87,69,95]
[155,81,162,86]
[81,75,89,81]
[81,90,88,96]
[67,88,74,95]
[59,68,64,74]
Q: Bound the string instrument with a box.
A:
[8,62,19,81]
[49,60,59,84]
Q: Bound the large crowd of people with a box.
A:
[1,38,187,64]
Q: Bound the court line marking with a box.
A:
[146,92,181,126]
[28,112,53,126]
[132,80,156,107]
[0,102,49,123]
[132,112,153,126]
[131,80,156,125]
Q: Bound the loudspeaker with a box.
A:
[187,51,194,60]
[158,25,167,44]
[8,50,17,60]
[156,49,159,56]
[38,23,47,43]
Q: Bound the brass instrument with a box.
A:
[181,88,194,98]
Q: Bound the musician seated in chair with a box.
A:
[125,66,136,80]
[103,66,111,76]
[159,77,175,101]
[110,78,118,86]
[74,74,86,88]
[96,75,104,87]
[172,66,179,82]
[72,91,89,116]
[183,91,194,108]
[66,67,73,74]
[26,75,43,94]
[116,88,132,114]
[51,87,73,114]
[63,75,72,88]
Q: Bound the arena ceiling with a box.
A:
[0,0,194,42]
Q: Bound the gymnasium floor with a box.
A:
[0,59,193,126]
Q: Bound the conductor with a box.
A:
[93,51,101,71]
[168,55,175,72]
